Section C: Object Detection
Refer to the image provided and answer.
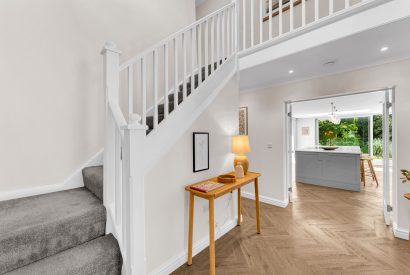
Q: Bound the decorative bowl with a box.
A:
[217,174,236,184]
[321,146,339,151]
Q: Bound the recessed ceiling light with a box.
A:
[288,69,294,74]
[380,46,389,52]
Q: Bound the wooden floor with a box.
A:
[173,173,410,275]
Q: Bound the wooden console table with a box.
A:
[185,171,262,275]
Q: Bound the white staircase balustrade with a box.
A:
[238,0,387,54]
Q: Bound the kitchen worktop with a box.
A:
[295,146,361,154]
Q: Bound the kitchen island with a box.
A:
[295,146,361,192]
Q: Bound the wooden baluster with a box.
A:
[153,49,158,129]
[242,0,246,50]
[250,0,254,47]
[259,0,263,44]
[205,19,209,78]
[315,0,319,21]
[198,23,203,85]
[279,0,283,35]
[302,0,306,27]
[141,57,147,126]
[216,13,220,68]
[345,0,350,8]
[329,0,334,15]
[211,16,215,74]
[269,0,273,39]
[227,9,231,57]
[290,0,294,31]
[128,65,133,115]
[222,10,225,63]
[164,43,169,118]
[173,37,178,110]
[182,32,187,101]
[191,27,196,92]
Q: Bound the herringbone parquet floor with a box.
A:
[173,172,410,275]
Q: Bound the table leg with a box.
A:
[209,197,216,275]
[187,192,194,265]
[254,178,261,234]
[237,188,241,226]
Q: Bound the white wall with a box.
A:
[145,77,239,273]
[239,59,410,234]
[0,0,195,192]
[196,0,231,19]
[295,118,316,149]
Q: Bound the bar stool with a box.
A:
[360,154,379,186]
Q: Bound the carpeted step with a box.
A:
[0,188,106,274]
[6,234,122,275]
[146,114,165,131]
[82,166,103,201]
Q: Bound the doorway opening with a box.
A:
[284,88,395,226]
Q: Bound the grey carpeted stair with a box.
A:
[0,166,122,274]
[82,166,103,200]
[6,234,122,275]
[145,60,223,134]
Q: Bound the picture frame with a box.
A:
[193,132,209,172]
[239,107,248,135]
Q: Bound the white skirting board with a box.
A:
[149,218,238,275]
[241,191,289,208]
[0,149,103,201]
[393,224,409,240]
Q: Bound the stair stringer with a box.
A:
[143,57,237,173]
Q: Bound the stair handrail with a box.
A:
[119,2,237,71]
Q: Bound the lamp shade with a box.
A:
[232,135,251,154]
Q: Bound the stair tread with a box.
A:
[82,166,103,200]
[6,234,122,275]
[0,188,106,274]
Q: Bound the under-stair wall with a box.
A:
[145,75,239,275]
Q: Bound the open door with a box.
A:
[285,102,293,203]
[382,89,392,225]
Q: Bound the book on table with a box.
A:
[190,181,224,193]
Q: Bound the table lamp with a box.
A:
[232,135,251,175]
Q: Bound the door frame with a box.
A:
[283,88,396,224]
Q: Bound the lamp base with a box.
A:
[234,155,249,175]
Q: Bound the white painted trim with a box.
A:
[0,149,103,201]
[241,191,289,208]
[393,223,408,240]
[149,218,238,275]
[144,57,237,173]
[238,0,409,71]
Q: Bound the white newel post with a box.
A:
[123,114,147,275]
[101,42,121,217]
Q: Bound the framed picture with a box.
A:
[193,132,209,172]
[239,107,248,135]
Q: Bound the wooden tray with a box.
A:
[217,174,236,184]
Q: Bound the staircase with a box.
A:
[0,166,121,274]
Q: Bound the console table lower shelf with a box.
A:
[185,171,262,275]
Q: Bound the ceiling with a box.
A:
[292,91,386,118]
[239,16,410,91]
